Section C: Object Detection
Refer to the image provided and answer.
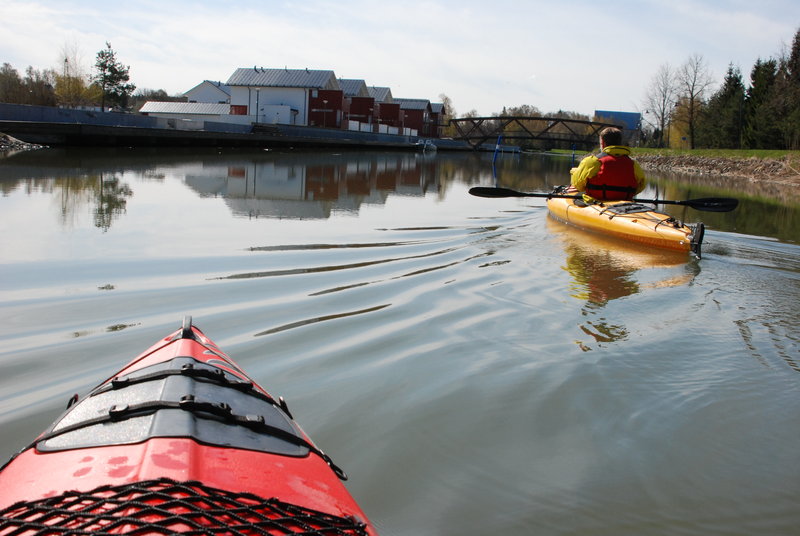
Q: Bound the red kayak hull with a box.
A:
[0,318,376,535]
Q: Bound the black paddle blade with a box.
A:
[468,187,531,198]
[683,197,739,212]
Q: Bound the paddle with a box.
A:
[468,187,739,212]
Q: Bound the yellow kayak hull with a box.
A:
[546,196,703,255]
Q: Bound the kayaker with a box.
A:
[570,126,646,203]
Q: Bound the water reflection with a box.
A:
[182,152,442,219]
[94,175,133,231]
[547,217,699,350]
[1,148,798,241]
[0,172,133,231]
[0,149,467,226]
[647,176,800,244]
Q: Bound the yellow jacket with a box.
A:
[570,145,646,202]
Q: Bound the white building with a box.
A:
[138,102,232,126]
[226,67,340,125]
[184,81,231,103]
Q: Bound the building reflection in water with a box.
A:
[182,152,441,219]
[1,149,485,229]
[546,217,699,350]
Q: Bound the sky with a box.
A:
[1,0,797,117]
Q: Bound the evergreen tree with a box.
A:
[761,27,800,149]
[696,64,745,148]
[743,58,781,148]
[93,42,136,110]
[780,27,800,148]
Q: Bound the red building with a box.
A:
[376,102,402,129]
[395,99,431,136]
[338,79,374,127]
[348,96,376,124]
[429,103,446,138]
[308,89,343,128]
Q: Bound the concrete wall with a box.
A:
[0,102,161,128]
[0,102,254,134]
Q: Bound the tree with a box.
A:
[696,64,745,148]
[676,53,714,148]
[501,104,542,117]
[776,27,800,149]
[0,63,25,103]
[93,42,136,110]
[642,63,678,147]
[437,93,457,137]
[55,40,93,108]
[23,66,57,106]
[743,58,782,148]
[0,63,56,105]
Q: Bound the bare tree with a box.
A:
[642,63,678,147]
[676,53,715,148]
[438,93,457,136]
[57,39,90,107]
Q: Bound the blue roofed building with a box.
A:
[593,110,642,143]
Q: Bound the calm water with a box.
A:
[0,148,798,535]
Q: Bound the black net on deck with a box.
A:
[0,478,368,536]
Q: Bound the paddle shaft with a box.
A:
[468,187,738,212]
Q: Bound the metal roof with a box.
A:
[430,102,444,114]
[338,78,369,97]
[227,68,340,90]
[394,98,431,111]
[139,102,230,115]
[368,86,393,103]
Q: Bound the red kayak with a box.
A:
[0,317,377,535]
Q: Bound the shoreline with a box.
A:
[0,134,46,153]
[635,153,800,187]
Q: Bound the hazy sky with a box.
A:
[2,0,797,116]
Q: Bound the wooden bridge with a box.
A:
[449,116,619,150]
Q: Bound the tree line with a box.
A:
[642,26,800,150]
[0,42,181,112]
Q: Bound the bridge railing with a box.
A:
[449,116,619,150]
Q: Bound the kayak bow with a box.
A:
[0,317,376,535]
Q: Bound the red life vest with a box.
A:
[586,152,639,201]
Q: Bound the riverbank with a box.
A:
[634,152,800,203]
[636,153,800,186]
[0,134,44,153]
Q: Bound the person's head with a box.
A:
[599,127,623,148]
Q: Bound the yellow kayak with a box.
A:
[546,194,704,256]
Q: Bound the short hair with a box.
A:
[600,127,623,146]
